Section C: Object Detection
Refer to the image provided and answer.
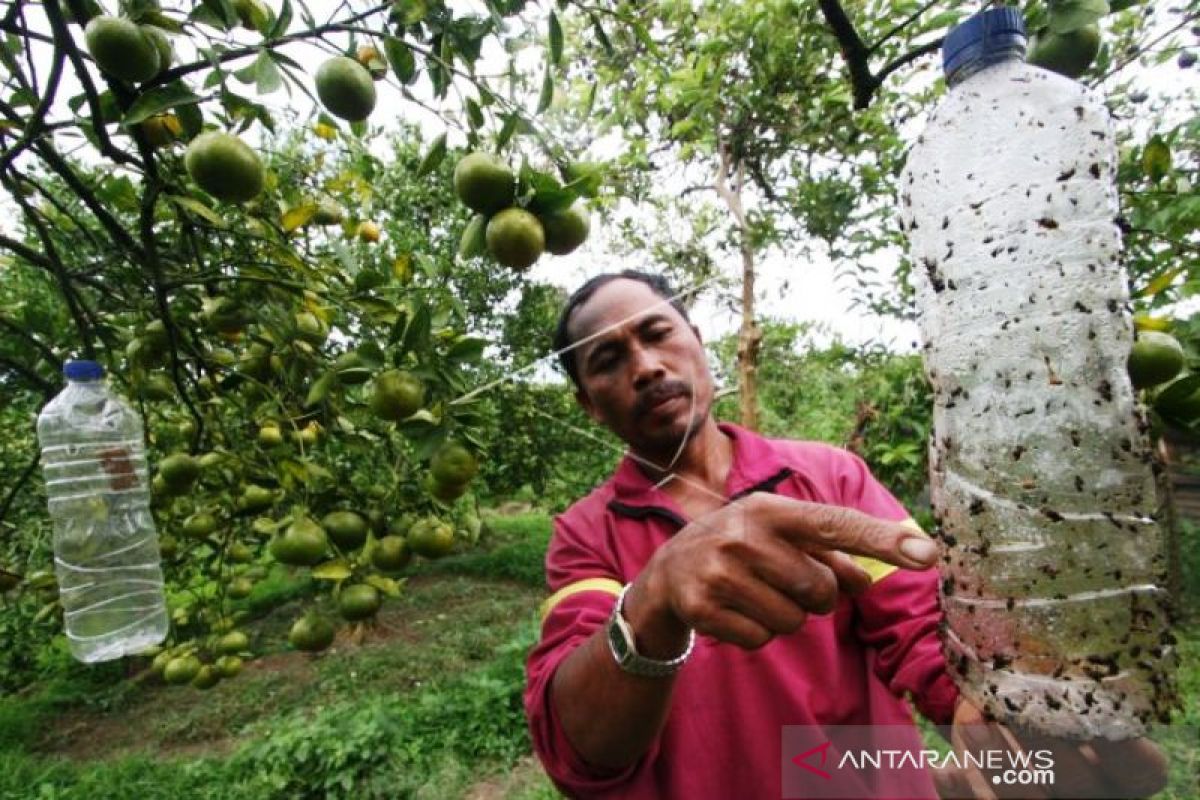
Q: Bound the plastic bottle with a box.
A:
[37,360,168,663]
[900,9,1176,739]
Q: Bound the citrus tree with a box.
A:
[0,0,607,688]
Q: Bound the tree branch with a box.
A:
[0,31,65,174]
[817,0,943,109]
[868,0,941,53]
[0,353,55,394]
[0,449,42,530]
[0,316,59,366]
[43,0,144,171]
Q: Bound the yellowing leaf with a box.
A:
[311,559,352,580]
[313,122,337,141]
[365,574,404,597]
[393,254,412,282]
[282,203,318,232]
[1134,314,1172,332]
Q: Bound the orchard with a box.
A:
[0,0,1197,795]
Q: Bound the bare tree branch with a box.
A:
[0,32,65,173]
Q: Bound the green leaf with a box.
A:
[496,112,520,150]
[400,304,431,357]
[590,15,613,56]
[549,11,563,67]
[304,371,337,409]
[168,194,225,227]
[466,98,484,130]
[536,64,553,114]
[195,0,238,30]
[417,132,447,176]
[447,336,487,363]
[254,50,283,94]
[266,0,292,38]
[121,82,201,126]
[458,214,488,260]
[384,36,418,84]
[311,560,352,580]
[1142,135,1171,182]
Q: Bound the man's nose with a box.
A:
[629,343,665,390]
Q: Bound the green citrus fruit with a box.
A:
[228,542,254,563]
[270,516,328,566]
[84,16,160,83]
[163,654,201,685]
[429,476,468,503]
[159,453,200,492]
[227,576,254,599]
[430,441,479,486]
[150,649,173,676]
[140,372,175,402]
[408,517,455,558]
[322,511,368,550]
[387,513,416,538]
[486,208,545,271]
[453,153,516,215]
[371,535,412,572]
[295,311,327,345]
[289,614,336,652]
[191,664,221,690]
[185,131,265,203]
[216,631,250,655]
[540,201,590,255]
[238,484,276,513]
[201,296,249,334]
[215,655,244,678]
[182,512,218,540]
[141,25,172,72]
[1154,378,1200,422]
[159,535,178,559]
[312,199,344,225]
[370,370,425,421]
[316,56,377,122]
[258,423,283,448]
[1128,331,1185,390]
[1029,25,1101,79]
[338,584,382,621]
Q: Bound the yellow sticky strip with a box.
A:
[851,517,929,585]
[539,577,623,623]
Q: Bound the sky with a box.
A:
[3,1,1197,366]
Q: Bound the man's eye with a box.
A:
[646,327,669,341]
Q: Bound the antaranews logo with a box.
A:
[782,726,1056,799]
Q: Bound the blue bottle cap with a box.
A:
[943,8,1027,79]
[63,360,105,381]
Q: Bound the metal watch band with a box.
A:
[606,583,695,678]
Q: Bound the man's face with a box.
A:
[567,279,714,456]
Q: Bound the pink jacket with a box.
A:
[525,423,959,798]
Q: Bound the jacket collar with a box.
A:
[607,422,793,521]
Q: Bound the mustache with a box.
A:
[634,380,693,418]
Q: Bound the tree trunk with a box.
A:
[714,141,762,431]
[736,234,762,430]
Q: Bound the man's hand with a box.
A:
[623,493,941,655]
[933,697,1170,799]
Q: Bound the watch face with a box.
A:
[608,616,632,663]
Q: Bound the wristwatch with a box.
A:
[606,583,695,678]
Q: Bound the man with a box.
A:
[524,271,1167,799]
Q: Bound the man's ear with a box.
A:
[575,387,601,423]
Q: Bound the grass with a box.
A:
[2,507,1197,798]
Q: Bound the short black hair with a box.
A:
[552,270,691,388]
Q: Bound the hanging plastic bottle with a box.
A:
[37,360,168,663]
[900,9,1177,739]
